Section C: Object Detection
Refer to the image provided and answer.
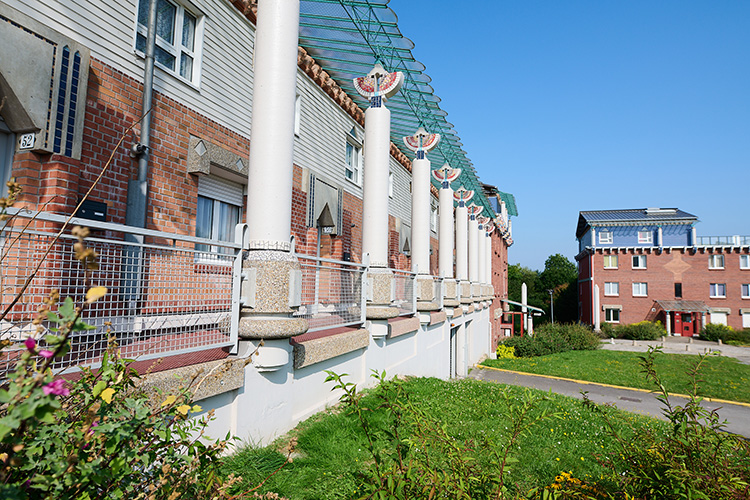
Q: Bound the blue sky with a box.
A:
[394,1,750,271]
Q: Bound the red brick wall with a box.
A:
[490,232,511,348]
[585,248,750,330]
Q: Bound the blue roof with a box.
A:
[576,208,697,237]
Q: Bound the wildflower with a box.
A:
[39,350,54,359]
[24,337,36,351]
[101,388,115,404]
[43,379,70,397]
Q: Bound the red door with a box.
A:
[682,313,694,336]
[673,312,682,335]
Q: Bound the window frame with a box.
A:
[293,94,302,137]
[742,284,750,299]
[598,230,612,245]
[638,230,653,244]
[740,255,749,270]
[195,195,242,258]
[604,308,620,323]
[708,254,725,270]
[604,282,619,296]
[134,0,205,86]
[602,255,618,269]
[632,254,647,269]
[709,283,726,299]
[632,282,648,297]
[344,130,362,185]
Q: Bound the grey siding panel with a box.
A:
[11,0,255,137]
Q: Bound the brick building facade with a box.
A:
[576,208,750,333]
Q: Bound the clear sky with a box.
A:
[394,1,750,271]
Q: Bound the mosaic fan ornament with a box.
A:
[477,216,489,227]
[467,204,483,219]
[453,188,474,206]
[431,164,461,188]
[403,127,440,160]
[485,221,496,235]
[354,62,404,106]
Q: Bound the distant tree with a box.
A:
[507,264,546,311]
[539,254,577,291]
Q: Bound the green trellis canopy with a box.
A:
[299,0,495,217]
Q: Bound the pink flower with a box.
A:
[39,350,55,359]
[43,379,70,397]
[24,337,36,351]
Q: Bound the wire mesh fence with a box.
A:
[295,254,365,332]
[391,268,416,316]
[1,209,239,378]
[696,235,750,246]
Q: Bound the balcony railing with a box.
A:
[295,254,366,332]
[696,235,750,246]
[1,208,239,378]
[391,268,416,316]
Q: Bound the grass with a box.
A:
[482,349,750,403]
[221,376,668,499]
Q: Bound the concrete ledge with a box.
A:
[291,326,369,369]
[429,310,447,326]
[466,304,475,313]
[388,316,420,338]
[449,307,463,318]
[417,301,441,311]
[137,357,246,402]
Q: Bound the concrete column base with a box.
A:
[416,275,439,311]
[366,267,399,319]
[238,250,308,340]
[443,278,459,307]
[460,281,473,304]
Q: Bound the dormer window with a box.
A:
[638,230,653,244]
[598,230,612,244]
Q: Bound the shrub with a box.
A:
[495,344,517,359]
[599,322,615,339]
[502,323,599,358]
[615,320,665,341]
[700,322,735,342]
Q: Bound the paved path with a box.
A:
[469,337,750,438]
[598,336,750,365]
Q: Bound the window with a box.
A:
[598,230,612,244]
[603,255,618,269]
[675,282,682,298]
[604,308,620,323]
[632,282,648,297]
[0,118,13,196]
[740,255,750,269]
[708,254,725,269]
[345,129,362,184]
[195,175,243,255]
[638,230,653,244]
[632,255,647,269]
[709,283,726,298]
[742,284,750,299]
[604,282,619,296]
[430,201,438,233]
[388,171,394,198]
[135,0,203,84]
[294,94,301,136]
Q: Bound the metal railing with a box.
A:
[391,268,416,316]
[295,254,366,332]
[433,275,445,310]
[696,235,750,246]
[1,208,239,377]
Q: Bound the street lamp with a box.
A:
[547,289,554,324]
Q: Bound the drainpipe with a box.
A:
[123,0,157,308]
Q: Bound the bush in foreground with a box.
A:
[502,323,600,358]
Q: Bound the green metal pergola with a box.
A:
[299,0,495,217]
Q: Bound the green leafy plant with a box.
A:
[502,323,600,358]
[615,320,665,341]
[496,344,517,359]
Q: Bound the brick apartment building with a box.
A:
[576,208,750,334]
[1,0,516,442]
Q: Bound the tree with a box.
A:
[539,254,577,291]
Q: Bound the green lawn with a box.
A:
[222,377,668,499]
[482,349,750,403]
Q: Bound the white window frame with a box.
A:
[604,308,620,323]
[632,254,647,269]
[430,201,438,233]
[740,255,749,270]
[742,284,750,299]
[603,255,618,269]
[598,230,612,244]
[632,282,648,297]
[344,131,362,185]
[134,0,204,86]
[638,230,653,244]
[388,171,394,198]
[709,283,726,298]
[293,94,302,137]
[604,282,619,296]
[708,254,725,270]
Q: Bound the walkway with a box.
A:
[469,337,750,438]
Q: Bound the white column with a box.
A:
[411,157,431,274]
[666,311,672,335]
[521,282,528,332]
[468,214,479,282]
[593,284,601,332]
[455,205,468,281]
[361,106,391,267]
[246,0,300,249]
[438,183,454,278]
